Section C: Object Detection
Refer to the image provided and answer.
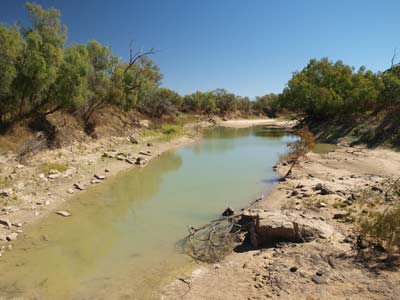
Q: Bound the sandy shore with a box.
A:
[217,118,298,129]
[162,145,400,300]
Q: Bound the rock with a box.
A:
[135,157,148,165]
[56,210,71,217]
[105,168,110,173]
[128,135,139,144]
[290,266,298,272]
[13,222,22,228]
[291,190,299,196]
[314,183,333,195]
[139,151,152,156]
[240,209,336,247]
[16,164,24,169]
[0,219,12,228]
[67,188,74,194]
[90,179,101,184]
[6,232,18,241]
[94,174,105,180]
[311,274,327,284]
[73,183,85,191]
[116,155,125,161]
[0,188,13,197]
[48,169,59,175]
[147,143,153,147]
[139,119,150,128]
[333,211,348,220]
[48,173,60,179]
[125,157,136,164]
[222,207,235,217]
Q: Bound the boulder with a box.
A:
[240,209,335,248]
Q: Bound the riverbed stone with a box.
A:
[241,209,336,247]
[73,183,85,191]
[56,210,71,217]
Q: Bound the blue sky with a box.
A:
[1,0,399,98]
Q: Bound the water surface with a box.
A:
[0,126,295,300]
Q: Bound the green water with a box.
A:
[0,127,295,300]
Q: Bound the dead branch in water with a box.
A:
[182,215,244,263]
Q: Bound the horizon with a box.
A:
[1,0,399,98]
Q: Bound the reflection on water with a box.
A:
[0,126,295,300]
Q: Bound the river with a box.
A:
[0,126,296,300]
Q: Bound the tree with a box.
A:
[81,40,118,123]
[139,88,179,118]
[253,94,280,117]
[14,2,66,117]
[279,58,381,118]
[236,96,251,115]
[50,44,90,112]
[214,89,236,115]
[0,25,24,123]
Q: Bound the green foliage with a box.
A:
[139,88,180,118]
[51,44,90,110]
[381,65,400,104]
[0,25,24,122]
[280,58,382,118]
[359,204,400,253]
[253,94,280,117]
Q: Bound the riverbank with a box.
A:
[162,145,400,300]
[0,117,290,254]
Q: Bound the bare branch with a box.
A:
[124,40,156,73]
[391,48,398,68]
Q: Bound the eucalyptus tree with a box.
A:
[0,25,24,123]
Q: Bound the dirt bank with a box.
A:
[161,145,400,300]
[217,118,298,129]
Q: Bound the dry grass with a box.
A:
[37,162,67,175]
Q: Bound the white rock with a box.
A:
[56,210,71,217]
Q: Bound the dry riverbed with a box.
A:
[162,146,400,300]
